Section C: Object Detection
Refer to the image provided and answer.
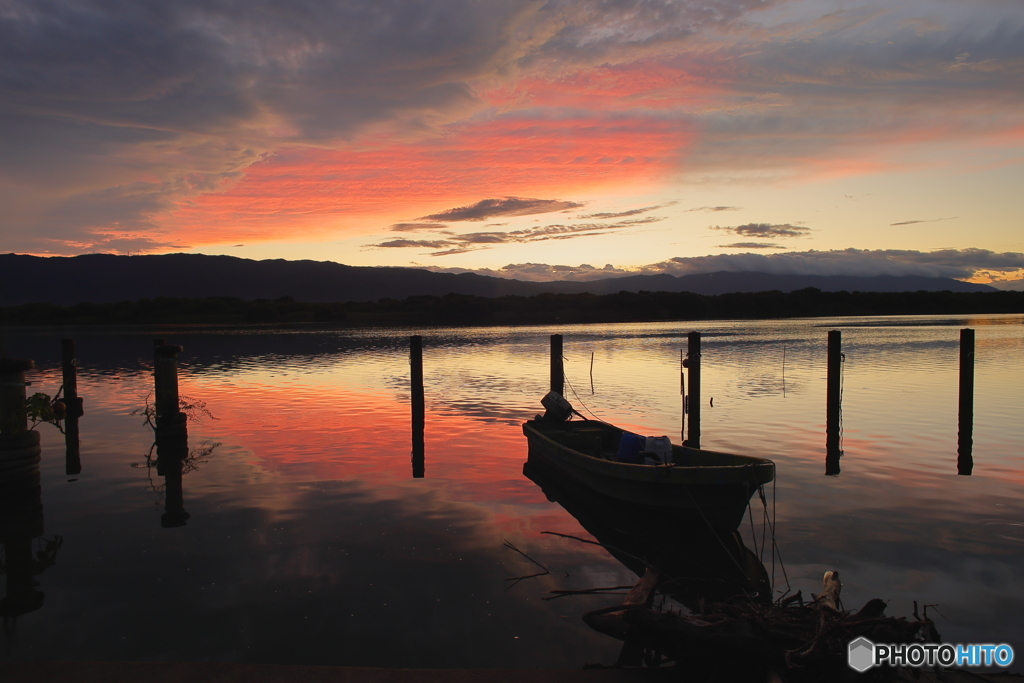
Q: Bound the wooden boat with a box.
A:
[522,415,775,532]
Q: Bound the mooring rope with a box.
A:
[761,474,791,599]
[563,360,605,422]
[680,480,756,594]
[839,349,846,454]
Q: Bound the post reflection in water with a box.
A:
[825,330,843,476]
[63,410,82,478]
[957,328,975,476]
[957,416,974,476]
[0,460,60,629]
[155,429,190,529]
[152,339,191,528]
[825,435,842,477]
[410,335,425,479]
[59,338,84,477]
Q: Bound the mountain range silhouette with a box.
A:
[1,253,994,306]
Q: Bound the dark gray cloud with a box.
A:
[419,197,584,222]
[389,223,450,232]
[368,216,664,255]
[656,248,1024,279]
[376,239,453,249]
[890,217,959,226]
[686,206,741,212]
[712,223,811,238]
[678,7,1024,173]
[420,248,1024,282]
[577,201,675,219]
[717,242,786,249]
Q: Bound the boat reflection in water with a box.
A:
[523,454,770,609]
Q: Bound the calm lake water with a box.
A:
[1,314,1022,669]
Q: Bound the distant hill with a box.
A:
[0,253,995,305]
[547,271,997,296]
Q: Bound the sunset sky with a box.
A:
[3,0,1023,285]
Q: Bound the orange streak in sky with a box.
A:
[166,113,691,244]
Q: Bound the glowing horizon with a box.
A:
[2,0,1023,285]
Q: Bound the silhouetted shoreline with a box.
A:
[2,288,1021,327]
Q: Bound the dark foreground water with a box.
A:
[1,315,1022,669]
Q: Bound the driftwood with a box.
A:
[583,571,941,682]
[624,568,659,606]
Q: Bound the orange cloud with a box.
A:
[165,112,691,245]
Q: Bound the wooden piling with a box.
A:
[59,339,83,417]
[153,340,184,429]
[410,335,425,478]
[685,332,701,449]
[957,328,975,475]
[550,334,564,396]
[0,359,35,436]
[0,359,42,477]
[826,330,842,461]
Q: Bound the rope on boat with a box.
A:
[743,464,791,601]
[563,362,606,423]
[772,476,791,597]
[839,350,846,454]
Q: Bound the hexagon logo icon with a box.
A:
[848,636,875,672]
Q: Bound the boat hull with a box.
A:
[523,419,775,532]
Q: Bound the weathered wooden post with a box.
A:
[0,359,42,477]
[59,339,83,476]
[410,335,425,479]
[957,328,975,476]
[684,332,701,449]
[550,334,564,396]
[60,339,84,417]
[0,358,33,436]
[825,330,842,474]
[153,340,185,432]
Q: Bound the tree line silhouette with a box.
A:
[2,288,1021,327]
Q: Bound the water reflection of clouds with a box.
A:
[4,316,1022,669]
[779,500,1024,657]
[28,478,620,667]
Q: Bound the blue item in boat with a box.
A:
[616,432,645,463]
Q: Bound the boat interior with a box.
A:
[528,417,759,467]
